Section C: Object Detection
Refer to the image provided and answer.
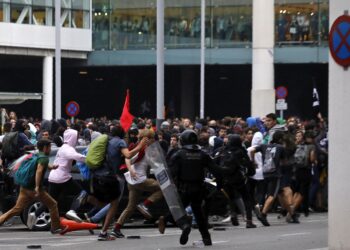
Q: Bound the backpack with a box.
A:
[262,145,277,173]
[1,132,20,160]
[219,148,246,185]
[86,134,109,170]
[14,154,45,188]
[294,144,310,168]
[8,153,33,177]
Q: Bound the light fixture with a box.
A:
[79,71,88,75]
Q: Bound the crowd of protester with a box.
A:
[0,109,328,243]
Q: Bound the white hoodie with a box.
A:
[49,129,86,184]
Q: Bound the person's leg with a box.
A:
[238,185,256,228]
[309,166,320,209]
[101,199,119,232]
[280,186,294,214]
[35,182,62,217]
[140,179,163,204]
[177,191,192,245]
[190,194,211,245]
[115,184,140,231]
[258,177,280,226]
[0,187,32,225]
[136,179,163,218]
[247,178,257,207]
[37,190,61,231]
[90,203,111,223]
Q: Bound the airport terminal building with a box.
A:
[0,0,329,120]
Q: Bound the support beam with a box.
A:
[251,0,275,117]
[43,56,53,120]
[329,2,350,250]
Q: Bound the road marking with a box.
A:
[213,240,229,244]
[280,232,311,237]
[306,248,328,250]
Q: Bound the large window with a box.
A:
[275,0,329,46]
[0,0,90,28]
[92,0,252,50]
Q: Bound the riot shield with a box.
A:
[145,142,186,222]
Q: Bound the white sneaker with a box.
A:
[65,210,82,223]
[27,212,37,230]
[221,215,231,223]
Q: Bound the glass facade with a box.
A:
[275,0,329,46]
[92,0,253,50]
[0,0,90,28]
[92,0,329,51]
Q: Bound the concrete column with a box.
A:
[329,2,350,250]
[251,0,275,117]
[43,56,53,120]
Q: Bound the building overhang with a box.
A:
[0,92,42,105]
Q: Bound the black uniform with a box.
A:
[168,130,220,246]
[215,134,256,226]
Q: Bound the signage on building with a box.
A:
[65,101,80,117]
[329,14,350,68]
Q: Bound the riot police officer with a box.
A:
[167,129,220,246]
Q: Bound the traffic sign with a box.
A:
[329,14,350,67]
[276,86,288,99]
[276,99,288,110]
[65,101,80,117]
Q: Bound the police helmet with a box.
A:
[180,129,198,146]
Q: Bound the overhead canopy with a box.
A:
[0,92,42,105]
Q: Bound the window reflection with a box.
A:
[275,0,329,46]
[90,0,329,50]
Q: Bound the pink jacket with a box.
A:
[48,129,86,184]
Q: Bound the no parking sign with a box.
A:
[65,101,80,118]
[329,14,350,67]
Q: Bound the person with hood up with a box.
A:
[29,129,102,227]
[216,134,257,228]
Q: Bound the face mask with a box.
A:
[129,137,138,143]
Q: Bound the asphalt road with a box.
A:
[0,213,328,250]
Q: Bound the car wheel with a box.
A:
[22,202,51,231]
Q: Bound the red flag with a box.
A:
[120,89,134,132]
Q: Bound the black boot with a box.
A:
[246,220,257,228]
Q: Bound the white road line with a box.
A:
[280,232,312,237]
[306,248,328,250]
[213,240,230,244]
